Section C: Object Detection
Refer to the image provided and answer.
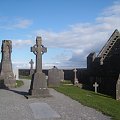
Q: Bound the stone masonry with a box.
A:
[0,40,16,88]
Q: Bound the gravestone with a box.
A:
[73,68,79,85]
[0,40,16,88]
[59,69,64,81]
[29,59,34,76]
[29,36,50,97]
[48,66,61,87]
[93,82,99,93]
[29,102,60,119]
[116,74,120,100]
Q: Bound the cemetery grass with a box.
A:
[55,82,120,120]
[16,80,24,87]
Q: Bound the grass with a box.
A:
[16,80,24,87]
[54,81,120,120]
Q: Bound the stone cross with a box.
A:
[73,68,78,84]
[29,36,50,97]
[31,36,47,73]
[93,82,99,93]
[29,59,34,69]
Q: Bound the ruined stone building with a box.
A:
[87,29,120,99]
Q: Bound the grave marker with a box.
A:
[29,36,50,97]
[73,68,79,84]
[29,59,34,76]
[93,82,99,93]
[48,66,61,87]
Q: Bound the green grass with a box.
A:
[16,80,24,87]
[61,80,73,84]
[55,82,120,120]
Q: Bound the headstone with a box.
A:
[0,40,16,88]
[29,36,50,97]
[59,69,64,81]
[48,66,61,87]
[116,74,120,100]
[29,59,34,76]
[73,68,79,84]
[93,82,99,93]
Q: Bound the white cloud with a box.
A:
[0,17,32,29]
[12,39,33,47]
[36,1,120,68]
[13,19,32,29]
[12,61,30,69]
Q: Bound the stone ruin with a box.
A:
[87,29,120,99]
[0,40,16,88]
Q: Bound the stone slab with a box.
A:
[29,102,61,119]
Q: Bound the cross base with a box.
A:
[29,72,50,97]
[74,78,79,84]
[29,88,51,98]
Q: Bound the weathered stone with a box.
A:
[13,68,19,80]
[87,29,120,99]
[29,59,34,76]
[29,36,50,97]
[0,40,16,88]
[29,102,60,119]
[116,74,120,100]
[73,68,79,85]
[48,66,61,87]
[59,69,64,81]
[93,82,99,93]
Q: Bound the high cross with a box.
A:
[31,36,47,72]
[29,59,34,69]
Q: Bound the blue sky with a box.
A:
[0,0,120,69]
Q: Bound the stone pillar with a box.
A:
[0,40,16,88]
[29,36,50,97]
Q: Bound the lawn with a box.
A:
[16,80,24,87]
[55,81,120,120]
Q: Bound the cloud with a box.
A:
[0,17,32,29]
[13,19,32,29]
[12,39,33,48]
[36,1,120,68]
[12,61,30,69]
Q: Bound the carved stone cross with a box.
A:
[93,82,99,93]
[73,68,78,84]
[31,36,47,73]
[29,59,34,69]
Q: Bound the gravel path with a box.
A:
[0,80,111,120]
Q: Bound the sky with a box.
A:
[0,0,120,69]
